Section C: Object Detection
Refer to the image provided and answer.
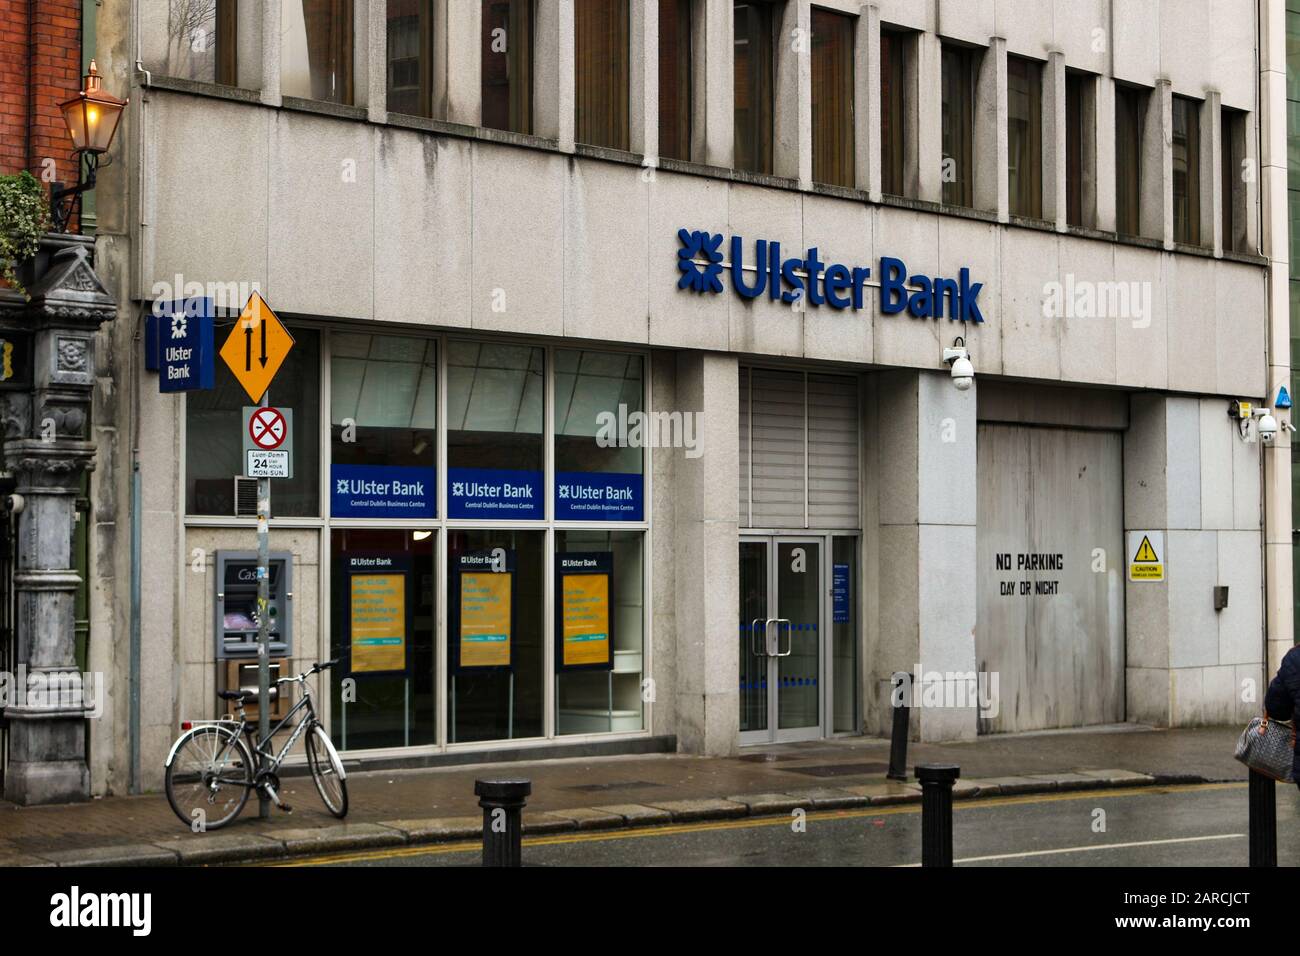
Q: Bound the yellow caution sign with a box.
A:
[1128,531,1164,582]
[219,292,295,403]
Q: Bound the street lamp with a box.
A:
[50,60,128,233]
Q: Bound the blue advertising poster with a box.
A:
[448,467,542,520]
[153,297,215,392]
[332,464,436,518]
[832,563,850,624]
[555,472,644,521]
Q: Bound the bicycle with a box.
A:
[164,659,348,830]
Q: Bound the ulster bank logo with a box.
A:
[677,229,725,294]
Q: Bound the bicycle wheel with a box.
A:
[305,722,348,818]
[165,725,253,831]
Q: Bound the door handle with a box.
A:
[750,618,767,657]
[773,618,793,657]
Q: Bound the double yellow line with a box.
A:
[251,781,1243,867]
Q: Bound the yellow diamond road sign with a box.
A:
[220,291,294,403]
[1128,530,1165,582]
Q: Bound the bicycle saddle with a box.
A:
[217,690,256,702]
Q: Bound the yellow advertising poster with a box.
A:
[460,572,512,667]
[350,573,406,672]
[561,573,611,668]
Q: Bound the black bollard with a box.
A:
[475,778,531,867]
[917,763,960,867]
[886,671,911,781]
[1248,770,1276,868]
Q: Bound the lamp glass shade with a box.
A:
[59,62,127,155]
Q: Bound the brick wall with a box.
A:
[0,0,82,184]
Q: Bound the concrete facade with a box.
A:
[63,0,1290,796]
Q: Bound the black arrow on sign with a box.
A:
[243,323,253,371]
[259,318,268,368]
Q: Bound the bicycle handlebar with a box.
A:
[274,659,340,685]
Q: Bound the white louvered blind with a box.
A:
[739,368,859,529]
[807,373,860,528]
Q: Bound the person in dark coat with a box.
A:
[1263,644,1300,788]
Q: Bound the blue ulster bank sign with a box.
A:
[332,464,436,518]
[556,472,644,521]
[677,229,985,322]
[149,297,215,391]
[449,467,542,520]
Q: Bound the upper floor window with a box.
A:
[481,0,534,134]
[386,1,435,117]
[1114,84,1146,237]
[658,0,693,161]
[810,7,854,188]
[1065,70,1087,227]
[879,28,909,196]
[1172,94,1201,245]
[575,0,630,150]
[282,0,355,105]
[940,43,976,208]
[143,0,240,86]
[734,1,776,174]
[1007,55,1042,219]
[1222,107,1247,253]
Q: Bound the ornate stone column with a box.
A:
[1,234,114,805]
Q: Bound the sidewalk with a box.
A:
[0,724,1255,866]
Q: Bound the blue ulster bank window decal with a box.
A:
[332,464,436,518]
[555,472,644,521]
[677,229,984,323]
[448,467,543,520]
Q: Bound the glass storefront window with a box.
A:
[186,328,320,517]
[330,333,437,519]
[554,349,645,521]
[330,528,436,750]
[446,341,544,519]
[556,530,644,734]
[449,529,545,742]
[141,0,240,86]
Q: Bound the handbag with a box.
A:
[1234,716,1296,782]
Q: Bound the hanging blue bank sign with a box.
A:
[150,297,215,392]
[555,472,644,521]
[448,467,542,520]
[332,464,436,518]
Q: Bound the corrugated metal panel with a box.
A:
[975,423,1125,733]
[808,374,859,528]
[750,369,806,528]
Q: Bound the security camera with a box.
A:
[943,339,975,391]
[1258,412,1279,443]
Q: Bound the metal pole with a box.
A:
[256,390,271,819]
[476,778,531,867]
[128,460,141,794]
[1248,769,1277,867]
[917,763,960,867]
[887,671,911,781]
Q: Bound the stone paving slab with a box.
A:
[1075,769,1157,787]
[269,823,406,854]
[40,843,180,867]
[522,811,581,834]
[779,787,865,810]
[379,816,481,842]
[152,833,287,865]
[0,852,55,867]
[1026,772,1105,792]
[726,792,808,815]
[589,804,674,827]
[557,807,626,830]
[644,798,749,821]
[975,775,1048,795]
[838,781,923,804]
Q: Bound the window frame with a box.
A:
[940,42,976,209]
[182,325,653,757]
[1114,83,1146,238]
[810,5,855,189]
[1172,93,1202,246]
[733,0,777,175]
[574,0,632,151]
[481,0,536,134]
[879,27,909,197]
[1006,54,1043,220]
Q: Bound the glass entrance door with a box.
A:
[738,537,823,744]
